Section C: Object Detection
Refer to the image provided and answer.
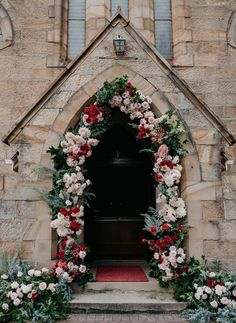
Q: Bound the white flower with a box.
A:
[10,292,18,300]
[34,270,42,277]
[42,267,49,273]
[21,284,30,294]
[232,289,236,297]
[176,257,184,264]
[202,294,208,300]
[65,200,72,206]
[11,281,19,289]
[154,252,159,260]
[209,272,216,278]
[1,274,8,280]
[78,127,91,138]
[196,287,203,296]
[2,303,9,311]
[28,269,35,277]
[47,283,56,293]
[39,282,47,291]
[55,267,63,275]
[13,298,21,306]
[79,251,86,259]
[194,292,201,300]
[17,271,23,277]
[205,286,212,294]
[194,284,198,289]
[79,265,86,273]
[221,297,230,305]
[210,300,218,308]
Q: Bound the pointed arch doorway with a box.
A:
[85,111,155,260]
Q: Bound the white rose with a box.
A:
[2,303,9,311]
[210,300,218,308]
[232,289,236,297]
[42,268,49,273]
[1,274,8,280]
[205,286,212,294]
[21,284,30,294]
[176,257,184,264]
[154,252,159,260]
[194,292,201,300]
[47,283,56,293]
[209,272,216,278]
[79,265,86,273]
[17,271,23,277]
[10,292,18,300]
[39,282,47,291]
[202,294,208,300]
[65,200,72,206]
[34,270,42,277]
[79,251,86,259]
[28,269,35,277]
[13,298,21,306]
[11,281,19,289]
[221,297,229,305]
[55,267,63,275]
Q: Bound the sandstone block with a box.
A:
[191,128,220,145]
[0,220,22,241]
[201,162,221,181]
[224,200,236,220]
[219,221,236,241]
[182,181,218,201]
[0,200,16,219]
[202,200,223,221]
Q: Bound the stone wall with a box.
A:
[0,0,235,269]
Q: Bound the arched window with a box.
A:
[111,0,129,17]
[154,0,173,59]
[67,0,86,59]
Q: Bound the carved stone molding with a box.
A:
[228,11,236,49]
[0,1,13,50]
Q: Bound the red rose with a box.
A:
[150,226,157,234]
[141,238,146,244]
[177,225,183,232]
[70,221,80,231]
[129,90,136,97]
[171,233,178,241]
[207,280,214,288]
[182,265,189,272]
[79,143,90,156]
[59,208,68,216]
[56,251,64,259]
[127,82,132,87]
[149,240,155,246]
[162,224,170,231]
[71,206,80,214]
[216,282,223,286]
[164,236,173,244]
[31,291,38,301]
[154,173,163,181]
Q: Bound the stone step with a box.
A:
[67,290,187,314]
[71,281,172,293]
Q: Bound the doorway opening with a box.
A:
[85,111,155,260]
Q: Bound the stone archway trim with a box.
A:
[2,11,235,146]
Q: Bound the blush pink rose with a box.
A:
[157,144,169,157]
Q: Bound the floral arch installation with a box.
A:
[44,76,236,319]
[47,75,188,283]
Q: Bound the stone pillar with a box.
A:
[86,0,110,45]
[129,0,154,45]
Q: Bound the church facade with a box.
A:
[0,0,236,270]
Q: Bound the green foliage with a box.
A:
[182,308,212,323]
[96,75,129,106]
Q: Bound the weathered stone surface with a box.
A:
[0,200,16,219]
[219,221,236,240]
[0,220,22,241]
[202,200,223,221]
[224,200,236,220]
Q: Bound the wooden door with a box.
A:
[84,120,155,260]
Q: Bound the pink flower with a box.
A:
[157,144,169,157]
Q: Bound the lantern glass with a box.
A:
[113,36,126,56]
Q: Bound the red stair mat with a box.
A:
[96,265,148,282]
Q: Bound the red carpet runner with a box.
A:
[96,265,148,282]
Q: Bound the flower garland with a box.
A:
[43,76,236,322]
